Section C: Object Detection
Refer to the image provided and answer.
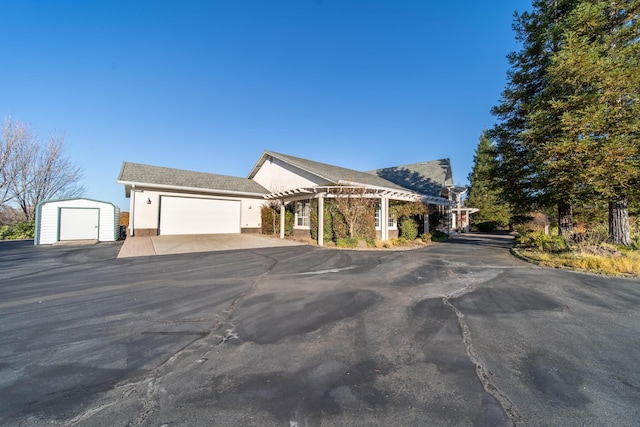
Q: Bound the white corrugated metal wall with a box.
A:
[35,198,119,245]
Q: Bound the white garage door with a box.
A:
[159,196,241,235]
[59,208,100,240]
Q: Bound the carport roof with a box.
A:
[118,162,269,196]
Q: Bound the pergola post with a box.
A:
[280,201,285,239]
[317,194,324,246]
[381,196,389,241]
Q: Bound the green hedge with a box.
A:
[399,218,419,240]
[336,237,359,248]
[474,221,499,232]
[430,230,449,242]
[310,200,333,242]
[0,220,35,240]
[260,206,294,236]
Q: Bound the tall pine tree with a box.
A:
[466,132,511,229]
[490,0,581,237]
[541,0,640,246]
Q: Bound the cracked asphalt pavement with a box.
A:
[1,233,639,426]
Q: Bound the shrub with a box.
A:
[310,199,333,243]
[571,224,608,247]
[336,237,359,248]
[430,230,449,242]
[284,211,294,236]
[399,218,419,240]
[260,205,294,236]
[428,211,442,230]
[475,221,499,232]
[420,233,432,243]
[386,237,410,247]
[261,205,275,234]
[516,229,569,253]
[542,235,569,253]
[0,220,35,240]
[331,207,349,240]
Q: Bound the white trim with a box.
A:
[294,199,311,229]
[318,195,324,246]
[265,184,453,206]
[118,180,266,198]
[280,203,285,239]
[381,197,389,240]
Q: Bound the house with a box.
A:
[34,198,120,245]
[118,150,468,245]
[370,159,478,232]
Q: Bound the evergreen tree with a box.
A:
[466,132,511,229]
[490,0,581,237]
[540,0,640,246]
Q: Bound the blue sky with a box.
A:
[2,0,531,210]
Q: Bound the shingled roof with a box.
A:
[250,150,411,192]
[118,162,269,195]
[368,159,454,198]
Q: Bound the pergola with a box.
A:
[264,182,454,246]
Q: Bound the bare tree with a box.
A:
[267,199,282,235]
[0,206,24,225]
[2,118,84,220]
[0,118,30,207]
[328,186,376,239]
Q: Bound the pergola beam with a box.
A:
[264,184,453,206]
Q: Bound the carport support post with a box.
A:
[317,194,324,247]
[280,201,285,239]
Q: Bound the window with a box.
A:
[375,203,397,229]
[295,200,310,228]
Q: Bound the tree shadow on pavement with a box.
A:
[444,232,516,249]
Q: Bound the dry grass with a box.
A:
[516,248,640,277]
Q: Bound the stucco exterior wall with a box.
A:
[241,198,265,231]
[129,188,264,236]
[252,156,329,192]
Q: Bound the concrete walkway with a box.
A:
[117,233,306,258]
[117,236,157,258]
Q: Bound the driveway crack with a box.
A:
[69,252,279,426]
[443,286,525,427]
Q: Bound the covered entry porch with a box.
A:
[265,184,453,246]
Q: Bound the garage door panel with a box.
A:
[59,208,99,240]
[159,197,241,235]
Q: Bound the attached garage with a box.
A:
[159,196,241,235]
[35,198,120,245]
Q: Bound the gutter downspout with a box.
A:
[130,185,137,237]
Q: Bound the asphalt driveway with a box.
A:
[1,235,638,426]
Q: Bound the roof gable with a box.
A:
[368,159,453,197]
[248,150,409,191]
[118,162,269,195]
